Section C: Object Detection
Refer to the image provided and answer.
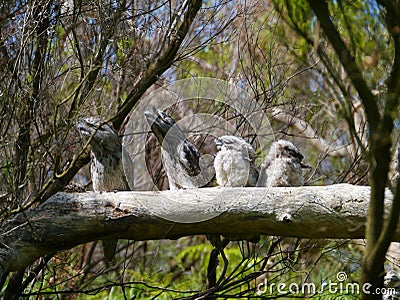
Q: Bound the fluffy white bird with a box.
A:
[257,139,312,267]
[258,139,309,187]
[214,135,259,187]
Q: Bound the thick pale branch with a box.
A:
[0,184,395,277]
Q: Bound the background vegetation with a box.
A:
[0,0,399,298]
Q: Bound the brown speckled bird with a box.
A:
[257,140,309,187]
[78,117,129,266]
[145,108,210,189]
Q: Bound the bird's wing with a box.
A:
[178,140,202,176]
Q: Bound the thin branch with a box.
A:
[306,0,380,130]
[111,0,203,130]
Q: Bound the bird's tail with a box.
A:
[102,239,118,267]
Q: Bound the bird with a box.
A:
[384,270,400,300]
[213,135,259,187]
[257,139,309,187]
[257,140,312,267]
[78,117,130,192]
[213,135,260,243]
[78,117,129,266]
[144,107,210,189]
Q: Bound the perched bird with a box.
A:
[384,270,400,300]
[78,117,129,266]
[78,117,130,192]
[258,140,314,267]
[257,140,309,187]
[210,134,259,282]
[214,135,259,187]
[144,108,209,189]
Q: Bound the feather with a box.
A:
[214,135,259,187]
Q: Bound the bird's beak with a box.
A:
[300,162,311,169]
[144,105,159,123]
[145,107,175,143]
[77,119,93,136]
[144,110,156,124]
[215,138,223,147]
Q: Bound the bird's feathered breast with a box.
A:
[214,135,259,187]
[78,117,129,191]
[258,139,307,187]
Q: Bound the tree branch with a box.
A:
[306,0,380,130]
[111,0,203,130]
[268,107,352,158]
[0,184,396,279]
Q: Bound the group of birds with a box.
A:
[77,108,309,265]
[214,135,309,188]
[144,107,309,189]
[78,109,400,288]
[78,108,310,192]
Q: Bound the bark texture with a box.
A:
[0,184,394,278]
